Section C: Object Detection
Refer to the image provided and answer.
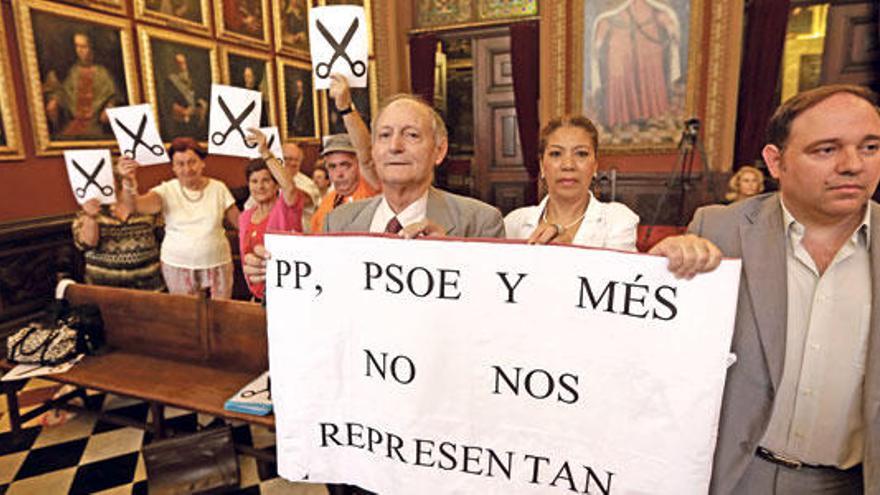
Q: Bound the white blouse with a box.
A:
[504,193,639,251]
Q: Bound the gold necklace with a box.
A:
[179,180,205,202]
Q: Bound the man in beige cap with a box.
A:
[309,133,381,233]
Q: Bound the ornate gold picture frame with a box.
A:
[14,0,140,155]
[0,7,24,160]
[274,0,310,58]
[571,0,705,155]
[135,0,213,36]
[220,45,277,128]
[214,0,270,48]
[54,0,128,16]
[138,25,220,142]
[277,57,320,142]
[320,63,377,136]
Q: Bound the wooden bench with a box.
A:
[1,283,273,458]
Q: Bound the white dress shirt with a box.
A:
[368,192,429,233]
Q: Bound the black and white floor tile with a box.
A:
[0,379,328,494]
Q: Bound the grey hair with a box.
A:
[371,93,447,144]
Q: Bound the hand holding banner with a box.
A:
[208,84,263,157]
[64,149,115,205]
[107,104,168,165]
[308,6,368,89]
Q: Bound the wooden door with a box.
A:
[821,2,879,87]
[472,33,530,215]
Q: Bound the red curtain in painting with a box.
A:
[510,21,540,205]
[733,0,791,169]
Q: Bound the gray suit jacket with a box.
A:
[689,193,880,494]
[324,187,505,238]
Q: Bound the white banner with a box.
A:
[266,235,741,495]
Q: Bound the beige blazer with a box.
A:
[688,193,880,494]
[323,187,505,239]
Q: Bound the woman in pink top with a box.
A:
[239,130,305,300]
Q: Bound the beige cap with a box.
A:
[320,134,357,157]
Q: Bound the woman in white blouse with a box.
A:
[504,115,639,250]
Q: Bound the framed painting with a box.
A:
[322,63,376,135]
[215,0,270,48]
[277,57,319,142]
[274,0,310,58]
[575,0,703,154]
[53,0,127,15]
[14,0,139,155]
[220,45,277,127]
[0,8,24,160]
[135,0,213,35]
[139,26,219,142]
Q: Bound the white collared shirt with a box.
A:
[503,193,639,251]
[368,192,429,233]
[760,198,871,468]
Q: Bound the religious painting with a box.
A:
[14,0,139,155]
[322,65,375,136]
[580,0,701,153]
[215,0,270,47]
[0,8,24,160]
[277,57,319,141]
[136,0,212,35]
[139,26,219,142]
[221,46,276,127]
[274,0,310,57]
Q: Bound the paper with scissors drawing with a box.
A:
[64,149,116,205]
[208,84,263,157]
[107,104,168,166]
[309,6,368,89]
[247,127,283,161]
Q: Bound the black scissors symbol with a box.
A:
[315,18,366,78]
[241,375,271,400]
[211,97,258,148]
[115,115,165,159]
[72,159,114,198]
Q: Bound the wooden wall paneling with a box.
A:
[821,2,880,87]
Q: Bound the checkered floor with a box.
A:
[0,379,328,494]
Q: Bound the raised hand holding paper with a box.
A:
[64,149,116,205]
[208,84,263,157]
[106,104,168,165]
[247,126,283,161]
[308,6,368,90]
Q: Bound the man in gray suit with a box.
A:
[691,84,880,494]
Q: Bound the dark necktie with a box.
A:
[385,217,403,234]
[332,194,345,209]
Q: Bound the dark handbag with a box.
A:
[53,301,105,355]
[143,426,240,494]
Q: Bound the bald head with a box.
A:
[282,143,304,174]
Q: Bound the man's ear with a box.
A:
[434,137,449,167]
[761,144,783,180]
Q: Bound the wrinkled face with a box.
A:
[74,34,92,64]
[541,125,598,202]
[325,151,359,196]
[174,53,188,73]
[372,99,447,190]
[763,92,880,225]
[243,67,256,89]
[737,171,761,197]
[248,169,278,204]
[171,149,205,187]
[313,169,330,190]
[282,144,303,175]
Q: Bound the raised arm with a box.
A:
[329,74,380,191]
[247,128,303,207]
[117,157,162,214]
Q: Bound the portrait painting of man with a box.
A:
[227,52,273,127]
[219,0,267,41]
[145,0,203,24]
[582,0,691,149]
[30,12,129,141]
[280,61,316,140]
[149,37,213,141]
[277,0,308,54]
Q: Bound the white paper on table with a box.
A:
[64,149,116,205]
[308,6,368,89]
[247,127,284,162]
[106,104,169,165]
[2,354,85,382]
[208,84,263,157]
